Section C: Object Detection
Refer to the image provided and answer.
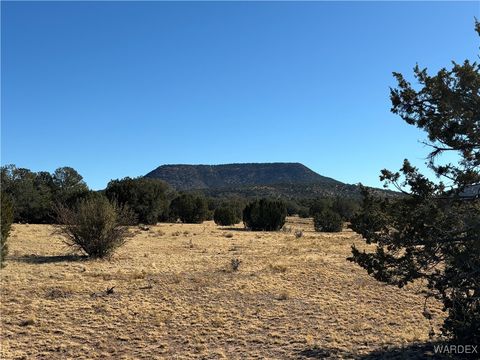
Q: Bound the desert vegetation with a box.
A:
[0,165,89,224]
[55,196,136,259]
[169,193,209,224]
[105,177,172,224]
[213,202,242,226]
[313,209,343,233]
[243,198,287,231]
[0,218,445,359]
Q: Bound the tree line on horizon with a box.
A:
[0,163,361,226]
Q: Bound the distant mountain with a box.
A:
[145,163,341,190]
[145,162,395,199]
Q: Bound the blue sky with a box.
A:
[2,1,478,190]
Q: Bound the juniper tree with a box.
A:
[350,22,480,344]
[169,193,208,224]
[105,177,171,224]
[243,198,287,231]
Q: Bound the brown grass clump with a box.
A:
[0,218,444,359]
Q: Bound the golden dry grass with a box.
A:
[0,218,444,359]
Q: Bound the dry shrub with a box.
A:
[268,263,288,273]
[276,291,290,301]
[294,230,303,238]
[45,287,73,300]
[55,196,135,259]
[230,258,241,272]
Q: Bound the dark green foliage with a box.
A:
[308,198,332,217]
[105,177,171,225]
[214,203,242,226]
[313,209,343,232]
[243,198,287,231]
[1,165,53,223]
[307,197,359,222]
[169,194,208,224]
[297,206,310,218]
[1,194,14,268]
[350,187,388,236]
[350,23,480,345]
[331,197,360,222]
[55,196,135,258]
[1,165,88,223]
[285,200,300,216]
[52,167,89,206]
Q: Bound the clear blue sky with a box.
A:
[2,1,478,190]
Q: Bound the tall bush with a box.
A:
[243,198,287,231]
[313,209,343,232]
[214,203,242,226]
[105,177,171,224]
[169,194,208,224]
[55,196,135,258]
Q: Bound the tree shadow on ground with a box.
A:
[220,227,249,232]
[297,342,454,359]
[13,254,87,264]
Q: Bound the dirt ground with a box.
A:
[0,217,445,359]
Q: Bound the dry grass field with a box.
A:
[1,217,445,359]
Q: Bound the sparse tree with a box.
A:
[350,22,480,345]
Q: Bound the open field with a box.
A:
[1,218,444,359]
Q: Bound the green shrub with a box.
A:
[297,206,310,218]
[313,209,343,232]
[105,177,171,225]
[169,194,208,224]
[349,188,387,235]
[308,198,332,217]
[1,194,14,268]
[331,197,360,221]
[55,196,135,258]
[214,204,242,226]
[243,198,287,231]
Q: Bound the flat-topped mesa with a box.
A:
[144,162,343,191]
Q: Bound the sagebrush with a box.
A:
[55,196,135,258]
